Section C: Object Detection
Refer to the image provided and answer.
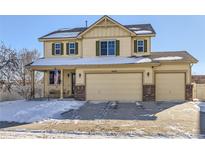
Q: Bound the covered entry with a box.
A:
[156,73,185,101]
[86,73,142,101]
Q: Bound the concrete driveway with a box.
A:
[60,101,182,120]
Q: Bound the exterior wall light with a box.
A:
[147,72,150,77]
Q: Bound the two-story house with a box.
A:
[29,15,198,101]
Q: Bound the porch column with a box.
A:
[31,70,35,99]
[60,69,64,99]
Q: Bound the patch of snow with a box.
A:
[153,56,183,61]
[137,58,152,63]
[43,32,80,38]
[31,57,152,67]
[134,30,153,34]
[0,100,85,123]
[129,27,141,30]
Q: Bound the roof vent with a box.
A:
[85,20,88,27]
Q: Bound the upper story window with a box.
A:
[66,42,78,55]
[69,42,76,54]
[137,40,144,52]
[100,40,116,56]
[134,39,147,53]
[54,43,62,55]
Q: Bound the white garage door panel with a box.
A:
[156,73,185,101]
[86,73,142,101]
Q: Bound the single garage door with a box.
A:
[86,73,142,101]
[156,73,185,101]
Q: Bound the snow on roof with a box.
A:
[129,27,141,30]
[31,57,153,67]
[153,56,183,61]
[43,32,80,38]
[134,30,153,35]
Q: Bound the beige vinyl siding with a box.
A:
[44,40,82,58]
[83,26,131,38]
[75,66,153,85]
[156,73,185,101]
[82,37,132,57]
[86,73,142,101]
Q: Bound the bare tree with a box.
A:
[0,42,18,92]
[0,42,42,100]
[14,48,41,99]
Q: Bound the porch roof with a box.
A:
[29,51,198,68]
[29,56,154,67]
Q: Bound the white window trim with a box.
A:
[99,40,116,56]
[137,40,144,52]
[54,43,61,55]
[69,42,76,55]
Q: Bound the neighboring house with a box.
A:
[29,15,198,101]
[192,75,205,100]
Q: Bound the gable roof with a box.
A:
[77,15,137,37]
[39,16,156,40]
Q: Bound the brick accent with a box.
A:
[74,85,85,101]
[185,84,193,101]
[143,85,155,101]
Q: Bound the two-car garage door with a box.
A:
[85,72,185,101]
[86,73,142,101]
[156,73,185,101]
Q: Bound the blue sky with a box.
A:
[0,15,204,74]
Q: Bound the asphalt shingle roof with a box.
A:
[39,24,155,39]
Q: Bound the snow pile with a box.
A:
[134,30,153,34]
[153,56,183,61]
[43,32,80,38]
[31,56,153,67]
[0,100,85,123]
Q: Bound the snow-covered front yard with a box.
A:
[0,99,85,123]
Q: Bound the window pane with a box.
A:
[70,49,75,54]
[100,41,107,55]
[138,41,143,46]
[55,49,61,54]
[55,43,61,54]
[55,43,60,48]
[69,43,75,48]
[108,41,115,55]
[138,47,144,52]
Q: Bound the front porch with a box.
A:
[31,68,77,100]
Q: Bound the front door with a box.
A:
[71,73,76,95]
